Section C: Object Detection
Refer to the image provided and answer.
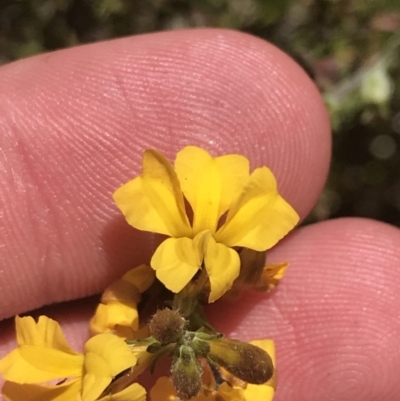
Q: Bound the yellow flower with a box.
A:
[114,146,299,302]
[90,264,155,338]
[0,316,146,401]
[149,339,276,401]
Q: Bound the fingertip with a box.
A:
[212,218,400,400]
[1,28,330,215]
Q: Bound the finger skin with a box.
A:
[209,218,400,401]
[0,28,330,319]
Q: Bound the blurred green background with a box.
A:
[1,0,399,226]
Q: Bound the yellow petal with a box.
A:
[0,347,83,383]
[2,378,81,401]
[85,334,137,377]
[0,349,36,383]
[217,382,246,400]
[16,316,78,354]
[101,280,141,306]
[82,334,138,401]
[204,237,240,302]
[242,383,274,401]
[257,262,289,291]
[82,372,111,401]
[175,146,249,234]
[150,376,214,401]
[113,150,191,237]
[89,302,139,335]
[121,264,156,293]
[149,377,176,401]
[0,316,83,383]
[215,167,299,251]
[0,348,82,384]
[18,346,83,378]
[151,232,210,293]
[97,382,146,401]
[130,351,157,379]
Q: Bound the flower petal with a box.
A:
[242,383,274,401]
[149,377,176,401]
[89,302,139,336]
[97,382,146,401]
[18,346,83,378]
[175,146,249,234]
[16,316,78,354]
[85,334,137,377]
[82,371,111,401]
[150,376,213,401]
[151,232,210,293]
[82,334,138,401]
[204,237,240,302]
[101,280,141,306]
[2,379,81,401]
[130,351,157,378]
[0,316,83,383]
[0,348,82,384]
[215,167,299,251]
[113,149,191,237]
[257,262,289,292]
[90,265,155,337]
[217,382,246,400]
[121,264,155,293]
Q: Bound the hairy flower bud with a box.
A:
[208,338,273,384]
[171,345,203,400]
[149,309,185,345]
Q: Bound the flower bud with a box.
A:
[171,345,203,399]
[149,309,185,345]
[208,338,273,384]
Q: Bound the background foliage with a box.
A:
[1,0,399,226]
